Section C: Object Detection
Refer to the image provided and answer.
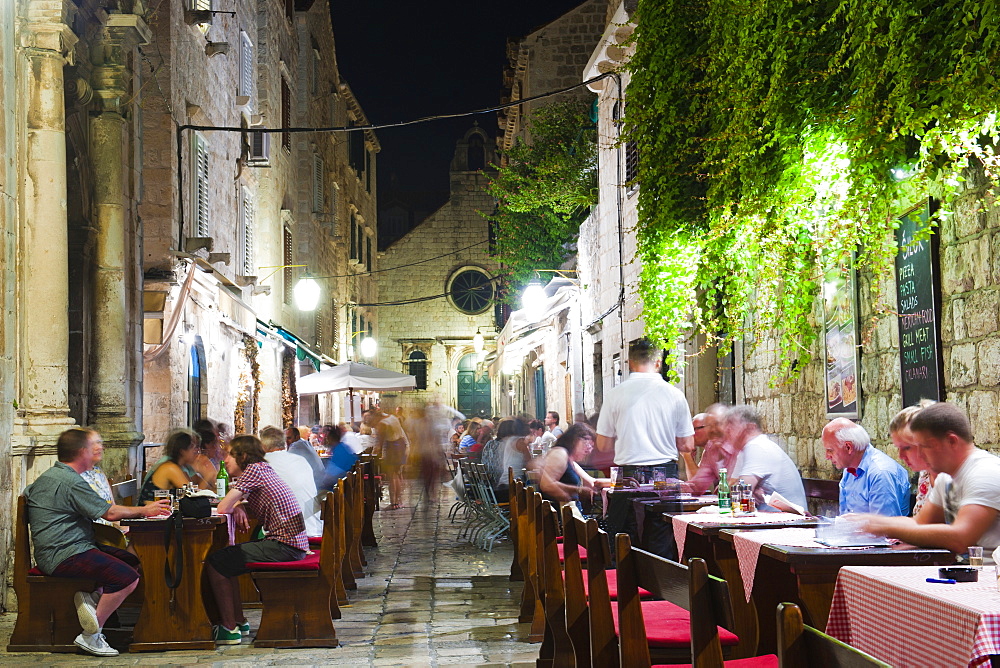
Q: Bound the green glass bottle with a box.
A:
[216,462,230,497]
[717,467,731,514]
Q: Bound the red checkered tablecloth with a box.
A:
[826,565,1000,668]
[669,512,806,561]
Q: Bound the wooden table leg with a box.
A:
[790,564,839,630]
[712,537,760,659]
[129,520,218,652]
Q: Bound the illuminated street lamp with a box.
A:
[359,336,377,358]
[293,274,321,311]
[472,328,485,354]
[521,279,546,321]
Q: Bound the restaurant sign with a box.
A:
[895,200,942,407]
[822,252,860,418]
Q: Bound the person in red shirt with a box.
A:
[206,435,308,644]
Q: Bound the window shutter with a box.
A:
[193,0,211,10]
[365,149,372,192]
[239,32,253,100]
[193,134,209,237]
[240,188,254,277]
[313,155,324,212]
[283,227,293,304]
[281,79,291,152]
[349,213,357,261]
[366,236,372,272]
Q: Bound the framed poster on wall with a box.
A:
[822,252,861,418]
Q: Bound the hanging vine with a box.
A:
[486,99,598,295]
[625,0,1000,381]
[281,347,297,429]
[234,333,261,435]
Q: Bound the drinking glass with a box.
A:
[969,546,984,570]
[653,467,668,491]
[610,467,623,490]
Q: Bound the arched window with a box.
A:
[407,350,427,390]
[188,336,207,425]
[467,134,485,171]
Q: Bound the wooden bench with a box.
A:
[777,601,889,667]
[614,534,778,668]
[7,495,97,653]
[247,485,340,648]
[802,477,840,516]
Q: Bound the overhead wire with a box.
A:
[313,240,489,279]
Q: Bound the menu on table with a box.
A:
[895,200,942,407]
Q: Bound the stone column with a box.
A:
[11,13,80,472]
[88,14,151,477]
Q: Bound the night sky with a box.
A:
[330,0,588,200]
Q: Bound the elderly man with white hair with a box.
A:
[822,417,911,516]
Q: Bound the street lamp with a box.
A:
[359,336,377,358]
[293,274,321,311]
[472,328,485,354]
[521,279,546,321]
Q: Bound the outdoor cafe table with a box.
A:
[827,565,1000,668]
[122,513,231,652]
[717,527,955,655]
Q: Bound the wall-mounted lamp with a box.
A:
[472,328,485,354]
[293,274,321,312]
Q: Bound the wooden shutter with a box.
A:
[313,155,324,212]
[283,227,293,304]
[193,133,209,237]
[239,32,253,100]
[241,188,254,276]
[281,79,291,152]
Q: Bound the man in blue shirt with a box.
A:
[822,418,911,516]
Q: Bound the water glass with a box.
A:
[969,546,984,570]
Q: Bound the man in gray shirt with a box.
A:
[24,428,169,656]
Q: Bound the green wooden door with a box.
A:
[457,353,491,418]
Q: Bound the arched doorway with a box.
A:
[457,353,490,418]
[188,336,207,426]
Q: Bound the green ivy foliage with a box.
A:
[487,99,598,296]
[626,0,1000,380]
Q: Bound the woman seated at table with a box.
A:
[889,400,937,516]
[458,420,481,453]
[190,418,226,490]
[138,428,200,504]
[538,422,610,515]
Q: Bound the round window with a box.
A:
[447,268,495,315]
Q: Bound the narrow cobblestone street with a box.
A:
[0,484,537,667]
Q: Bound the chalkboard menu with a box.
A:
[895,200,942,407]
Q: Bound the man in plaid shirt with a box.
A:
[206,435,308,644]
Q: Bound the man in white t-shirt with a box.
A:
[545,411,564,439]
[596,339,695,555]
[596,338,695,477]
[861,402,1000,553]
[725,405,807,510]
[261,427,322,537]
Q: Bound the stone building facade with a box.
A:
[0,0,375,611]
[505,0,1000,489]
[139,0,378,443]
[375,127,498,417]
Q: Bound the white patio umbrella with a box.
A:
[297,361,417,423]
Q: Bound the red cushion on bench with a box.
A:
[308,536,323,547]
[557,543,587,563]
[564,569,653,600]
[654,656,777,668]
[27,567,44,576]
[611,599,739,648]
[246,551,321,571]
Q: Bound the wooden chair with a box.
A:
[615,532,777,668]
[776,602,889,668]
[111,478,137,506]
[247,485,339,648]
[7,495,97,652]
[359,454,379,547]
[343,468,365,577]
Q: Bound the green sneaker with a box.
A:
[238,621,250,637]
[212,625,241,645]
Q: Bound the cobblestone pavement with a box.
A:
[0,483,538,667]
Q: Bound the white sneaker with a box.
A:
[74,591,99,635]
[74,632,118,657]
